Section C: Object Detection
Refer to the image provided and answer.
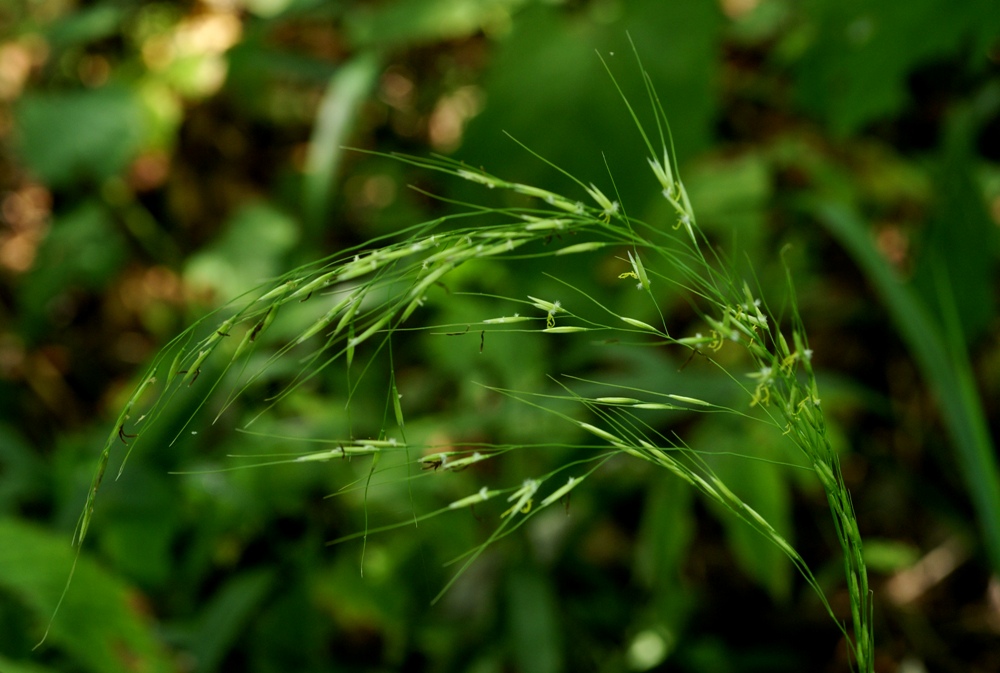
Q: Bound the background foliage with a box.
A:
[1,0,999,671]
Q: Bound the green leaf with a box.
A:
[911,111,998,343]
[94,465,182,587]
[14,86,146,187]
[697,421,794,602]
[0,517,174,673]
[303,51,382,233]
[345,0,525,47]
[0,423,45,513]
[0,653,57,673]
[635,479,694,590]
[18,201,128,340]
[862,538,920,573]
[189,569,275,673]
[459,0,719,212]
[506,567,562,673]
[816,200,1000,577]
[44,4,126,50]
[184,202,300,301]
[682,152,771,266]
[792,0,1000,135]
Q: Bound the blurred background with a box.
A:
[1,1,999,672]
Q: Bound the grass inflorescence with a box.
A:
[71,43,873,672]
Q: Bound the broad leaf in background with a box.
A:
[816,201,1000,577]
[912,110,998,343]
[507,567,562,673]
[303,51,382,235]
[460,0,720,209]
[0,653,55,673]
[0,518,174,673]
[185,202,300,301]
[0,424,45,514]
[345,0,527,47]
[17,202,128,342]
[696,419,795,603]
[14,87,147,188]
[791,0,1000,136]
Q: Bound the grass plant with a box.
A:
[70,48,874,671]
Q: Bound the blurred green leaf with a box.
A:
[792,0,1000,135]
[345,0,526,47]
[635,479,694,591]
[912,111,998,343]
[460,0,720,211]
[95,464,181,587]
[190,569,275,673]
[0,653,56,673]
[184,202,300,301]
[44,3,125,49]
[0,423,45,513]
[15,86,146,187]
[303,51,381,234]
[506,567,562,673]
[18,201,128,339]
[862,539,920,573]
[226,42,337,104]
[684,152,771,267]
[0,517,173,673]
[816,200,1000,576]
[698,421,794,603]
[635,478,697,645]
[241,0,300,19]
[728,0,792,43]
